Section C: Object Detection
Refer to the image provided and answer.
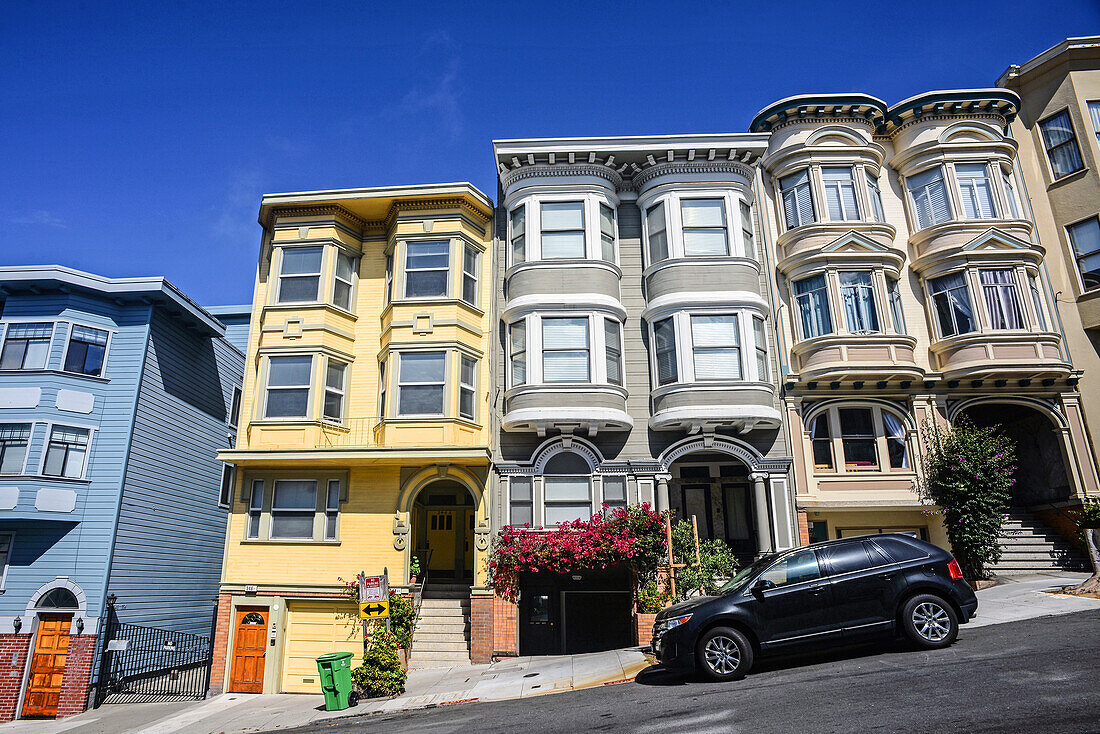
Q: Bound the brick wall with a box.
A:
[0,634,31,722]
[56,635,96,718]
[797,510,810,545]
[208,590,234,695]
[469,594,492,663]
[491,594,517,658]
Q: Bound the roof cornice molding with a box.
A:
[633,160,756,189]
[500,162,623,191]
[750,94,888,133]
[997,36,1100,88]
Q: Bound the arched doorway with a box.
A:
[411,479,476,583]
[958,402,1072,507]
[668,451,756,562]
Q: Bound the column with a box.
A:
[655,474,671,513]
[751,472,773,555]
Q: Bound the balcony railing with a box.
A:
[315,418,385,449]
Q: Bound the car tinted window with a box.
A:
[823,542,875,575]
[760,549,822,587]
[873,537,929,562]
[866,542,892,566]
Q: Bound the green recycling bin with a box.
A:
[315,651,355,711]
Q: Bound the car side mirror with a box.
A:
[752,578,775,595]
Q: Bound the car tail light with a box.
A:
[948,559,964,580]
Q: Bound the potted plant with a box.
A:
[635,580,671,646]
[408,555,421,585]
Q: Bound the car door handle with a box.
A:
[880,572,897,581]
[809,585,826,595]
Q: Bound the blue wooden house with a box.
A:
[0,266,245,720]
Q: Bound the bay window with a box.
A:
[265,355,313,418]
[691,315,741,380]
[740,201,756,260]
[323,360,346,423]
[600,204,616,262]
[604,319,623,386]
[753,316,768,380]
[540,202,585,259]
[0,424,30,475]
[651,311,769,385]
[647,202,668,262]
[805,406,913,475]
[681,199,729,256]
[1001,171,1020,219]
[508,313,624,388]
[333,251,356,310]
[867,174,886,223]
[1029,277,1048,331]
[397,351,446,416]
[542,318,589,382]
[928,272,975,337]
[839,271,879,334]
[63,325,108,376]
[907,167,952,229]
[0,323,52,370]
[1068,216,1100,291]
[979,269,1024,330]
[248,475,344,541]
[404,241,449,298]
[1039,110,1084,179]
[42,426,90,479]
[462,246,479,306]
[277,247,323,303]
[887,278,907,335]
[793,275,833,339]
[509,322,527,386]
[654,317,678,386]
[822,167,861,221]
[780,170,816,229]
[510,206,526,265]
[459,355,477,420]
[956,163,997,219]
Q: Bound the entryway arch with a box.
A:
[399,467,484,584]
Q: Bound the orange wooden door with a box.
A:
[229,608,268,693]
[22,614,71,718]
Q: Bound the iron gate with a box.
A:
[93,599,217,706]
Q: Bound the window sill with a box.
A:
[0,474,92,485]
[262,303,358,321]
[240,539,342,546]
[1047,167,1090,190]
[0,369,109,384]
[383,416,483,429]
[506,259,621,279]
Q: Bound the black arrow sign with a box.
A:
[364,603,386,614]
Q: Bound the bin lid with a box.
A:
[316,651,355,663]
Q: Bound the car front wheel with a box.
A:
[901,594,959,649]
[696,626,753,681]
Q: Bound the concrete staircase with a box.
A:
[991,509,1089,574]
[409,581,472,669]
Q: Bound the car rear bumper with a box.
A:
[958,598,978,623]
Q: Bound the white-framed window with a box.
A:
[1002,170,1021,219]
[333,251,356,311]
[822,167,861,221]
[264,355,313,419]
[0,532,12,590]
[0,424,31,475]
[1068,216,1100,291]
[956,163,997,220]
[690,315,741,380]
[510,206,526,265]
[839,271,880,334]
[979,269,1025,330]
[461,246,479,306]
[866,174,886,223]
[277,247,324,303]
[324,479,340,541]
[229,386,242,429]
[541,317,590,383]
[752,316,769,381]
[247,479,263,539]
[62,325,109,377]
[378,361,387,419]
[604,319,623,387]
[509,476,533,527]
[907,166,952,229]
[42,425,90,479]
[646,202,668,263]
[887,278,907,335]
[793,275,833,339]
[509,322,526,387]
[219,464,234,508]
[404,241,450,298]
[540,201,585,259]
[397,351,446,416]
[599,203,616,262]
[602,475,627,512]
[0,322,53,370]
[928,272,975,337]
[542,451,592,525]
[384,254,394,306]
[807,405,911,474]
[1030,276,1048,331]
[271,479,317,539]
[1088,101,1100,144]
[654,316,677,386]
[740,201,756,261]
[1039,109,1084,179]
[779,169,816,229]
[459,355,477,421]
[680,198,730,256]
[323,359,347,423]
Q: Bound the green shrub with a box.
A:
[351,630,406,698]
[636,581,670,613]
[670,520,739,601]
[388,592,415,649]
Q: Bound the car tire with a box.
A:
[695,626,753,682]
[900,594,959,649]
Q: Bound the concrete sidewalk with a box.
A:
[3,572,1096,734]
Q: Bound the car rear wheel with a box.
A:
[696,626,753,681]
[901,594,959,649]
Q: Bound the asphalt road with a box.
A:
[281,609,1100,734]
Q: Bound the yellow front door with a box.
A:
[427,510,455,571]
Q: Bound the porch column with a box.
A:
[655,474,671,513]
[751,472,773,555]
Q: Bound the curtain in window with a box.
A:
[839,272,879,333]
[867,175,886,222]
[881,410,909,469]
[809,413,833,470]
[887,279,907,335]
[1040,111,1084,178]
[1089,101,1100,140]
[794,275,833,339]
[1002,174,1020,219]
[929,272,974,337]
[956,164,997,219]
[980,269,1024,330]
[1069,218,1100,291]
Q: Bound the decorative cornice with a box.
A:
[266,204,369,232]
[500,162,623,191]
[633,160,755,189]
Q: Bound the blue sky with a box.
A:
[2,1,1098,305]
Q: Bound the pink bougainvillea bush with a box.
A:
[488,503,667,603]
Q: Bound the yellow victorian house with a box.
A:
[212,183,494,694]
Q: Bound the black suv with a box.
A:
[652,534,977,681]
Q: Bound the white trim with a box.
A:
[640,291,768,321]
[502,406,634,431]
[59,321,112,378]
[0,320,57,371]
[0,421,35,477]
[638,187,754,268]
[0,532,13,591]
[395,350,448,418]
[501,293,627,322]
[37,422,96,480]
[262,353,316,421]
[505,191,619,268]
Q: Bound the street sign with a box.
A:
[359,575,386,603]
[359,600,390,619]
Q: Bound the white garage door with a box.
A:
[281,601,362,693]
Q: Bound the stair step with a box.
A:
[422,591,471,599]
[420,602,469,612]
[990,559,1089,570]
[409,640,469,652]
[411,631,468,643]
[415,624,469,636]
[418,608,468,619]
[410,650,472,662]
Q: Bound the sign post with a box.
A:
[358,570,392,640]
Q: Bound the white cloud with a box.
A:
[9,210,66,228]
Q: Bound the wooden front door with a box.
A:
[229,607,268,693]
[22,613,71,718]
[427,510,455,572]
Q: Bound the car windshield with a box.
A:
[716,554,777,594]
